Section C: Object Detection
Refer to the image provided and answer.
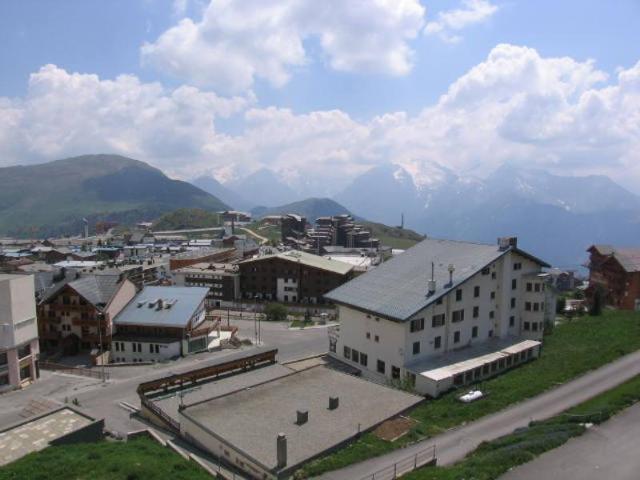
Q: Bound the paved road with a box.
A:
[317,349,640,480]
[502,401,640,480]
[0,320,329,435]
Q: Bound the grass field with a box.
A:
[0,437,211,480]
[297,310,640,477]
[403,373,640,479]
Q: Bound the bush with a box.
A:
[264,303,288,321]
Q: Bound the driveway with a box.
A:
[502,401,640,480]
[317,349,640,479]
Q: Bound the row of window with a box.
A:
[452,348,533,387]
[523,321,543,332]
[343,346,368,367]
[524,302,545,312]
[113,342,161,354]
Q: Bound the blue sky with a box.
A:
[0,0,639,193]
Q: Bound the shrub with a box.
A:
[264,303,288,322]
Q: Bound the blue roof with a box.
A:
[114,286,208,328]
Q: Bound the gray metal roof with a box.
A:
[39,273,124,309]
[114,286,208,328]
[325,237,543,321]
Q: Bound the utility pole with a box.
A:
[97,313,106,382]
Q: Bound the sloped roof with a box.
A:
[114,286,208,328]
[240,250,353,275]
[40,274,124,309]
[325,237,548,321]
[613,248,640,273]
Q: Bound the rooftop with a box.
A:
[114,286,208,328]
[40,273,125,308]
[325,237,548,321]
[241,250,353,275]
[181,365,421,472]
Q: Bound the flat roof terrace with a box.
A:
[181,365,423,472]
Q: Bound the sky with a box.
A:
[0,0,639,194]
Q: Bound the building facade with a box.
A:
[37,274,136,355]
[172,263,240,308]
[0,274,39,391]
[587,245,640,310]
[239,251,354,304]
[111,286,211,363]
[326,237,551,397]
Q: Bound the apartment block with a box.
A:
[0,274,39,391]
[326,237,551,397]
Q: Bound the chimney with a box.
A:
[276,433,287,468]
[296,410,308,425]
[427,261,436,296]
[156,299,164,310]
[329,397,339,410]
[447,264,455,287]
[498,236,518,251]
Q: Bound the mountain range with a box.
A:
[250,198,351,220]
[335,163,640,267]
[0,154,228,237]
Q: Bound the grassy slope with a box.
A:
[152,208,222,231]
[361,221,425,249]
[0,437,210,480]
[404,374,640,479]
[298,310,640,477]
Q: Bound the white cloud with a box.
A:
[1,46,639,194]
[141,0,426,93]
[425,0,498,43]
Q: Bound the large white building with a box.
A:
[325,237,552,397]
[0,274,39,392]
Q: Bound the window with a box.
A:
[115,342,120,352]
[452,309,465,323]
[524,322,530,331]
[526,282,533,292]
[17,344,31,358]
[473,306,479,318]
[149,344,154,354]
[359,353,368,367]
[511,298,516,309]
[488,329,494,338]
[514,262,522,270]
[456,289,463,301]
[20,365,31,381]
[377,359,386,374]
[391,366,400,379]
[509,316,515,327]
[0,352,6,366]
[489,310,495,319]
[366,332,371,340]
[454,331,461,343]
[410,318,425,332]
[412,341,420,355]
[491,272,497,280]
[481,267,490,275]
[436,297,443,305]
[343,346,351,359]
[490,291,496,300]
[525,302,532,311]
[474,286,480,297]
[352,350,360,363]
[472,326,478,338]
[432,314,445,328]
[512,279,517,290]
[533,303,540,312]
[374,335,380,343]
[532,322,539,332]
[535,283,541,292]
[434,336,442,349]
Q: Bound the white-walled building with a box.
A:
[325,237,551,397]
[0,274,39,392]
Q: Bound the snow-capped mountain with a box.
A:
[334,162,640,267]
[226,168,299,208]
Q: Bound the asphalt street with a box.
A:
[317,348,640,480]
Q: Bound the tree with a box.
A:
[556,296,566,315]
[264,303,288,322]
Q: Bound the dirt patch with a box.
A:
[373,416,418,442]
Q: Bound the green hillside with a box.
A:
[0,154,229,237]
[152,208,222,231]
[362,221,425,249]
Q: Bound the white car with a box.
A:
[459,390,484,403]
